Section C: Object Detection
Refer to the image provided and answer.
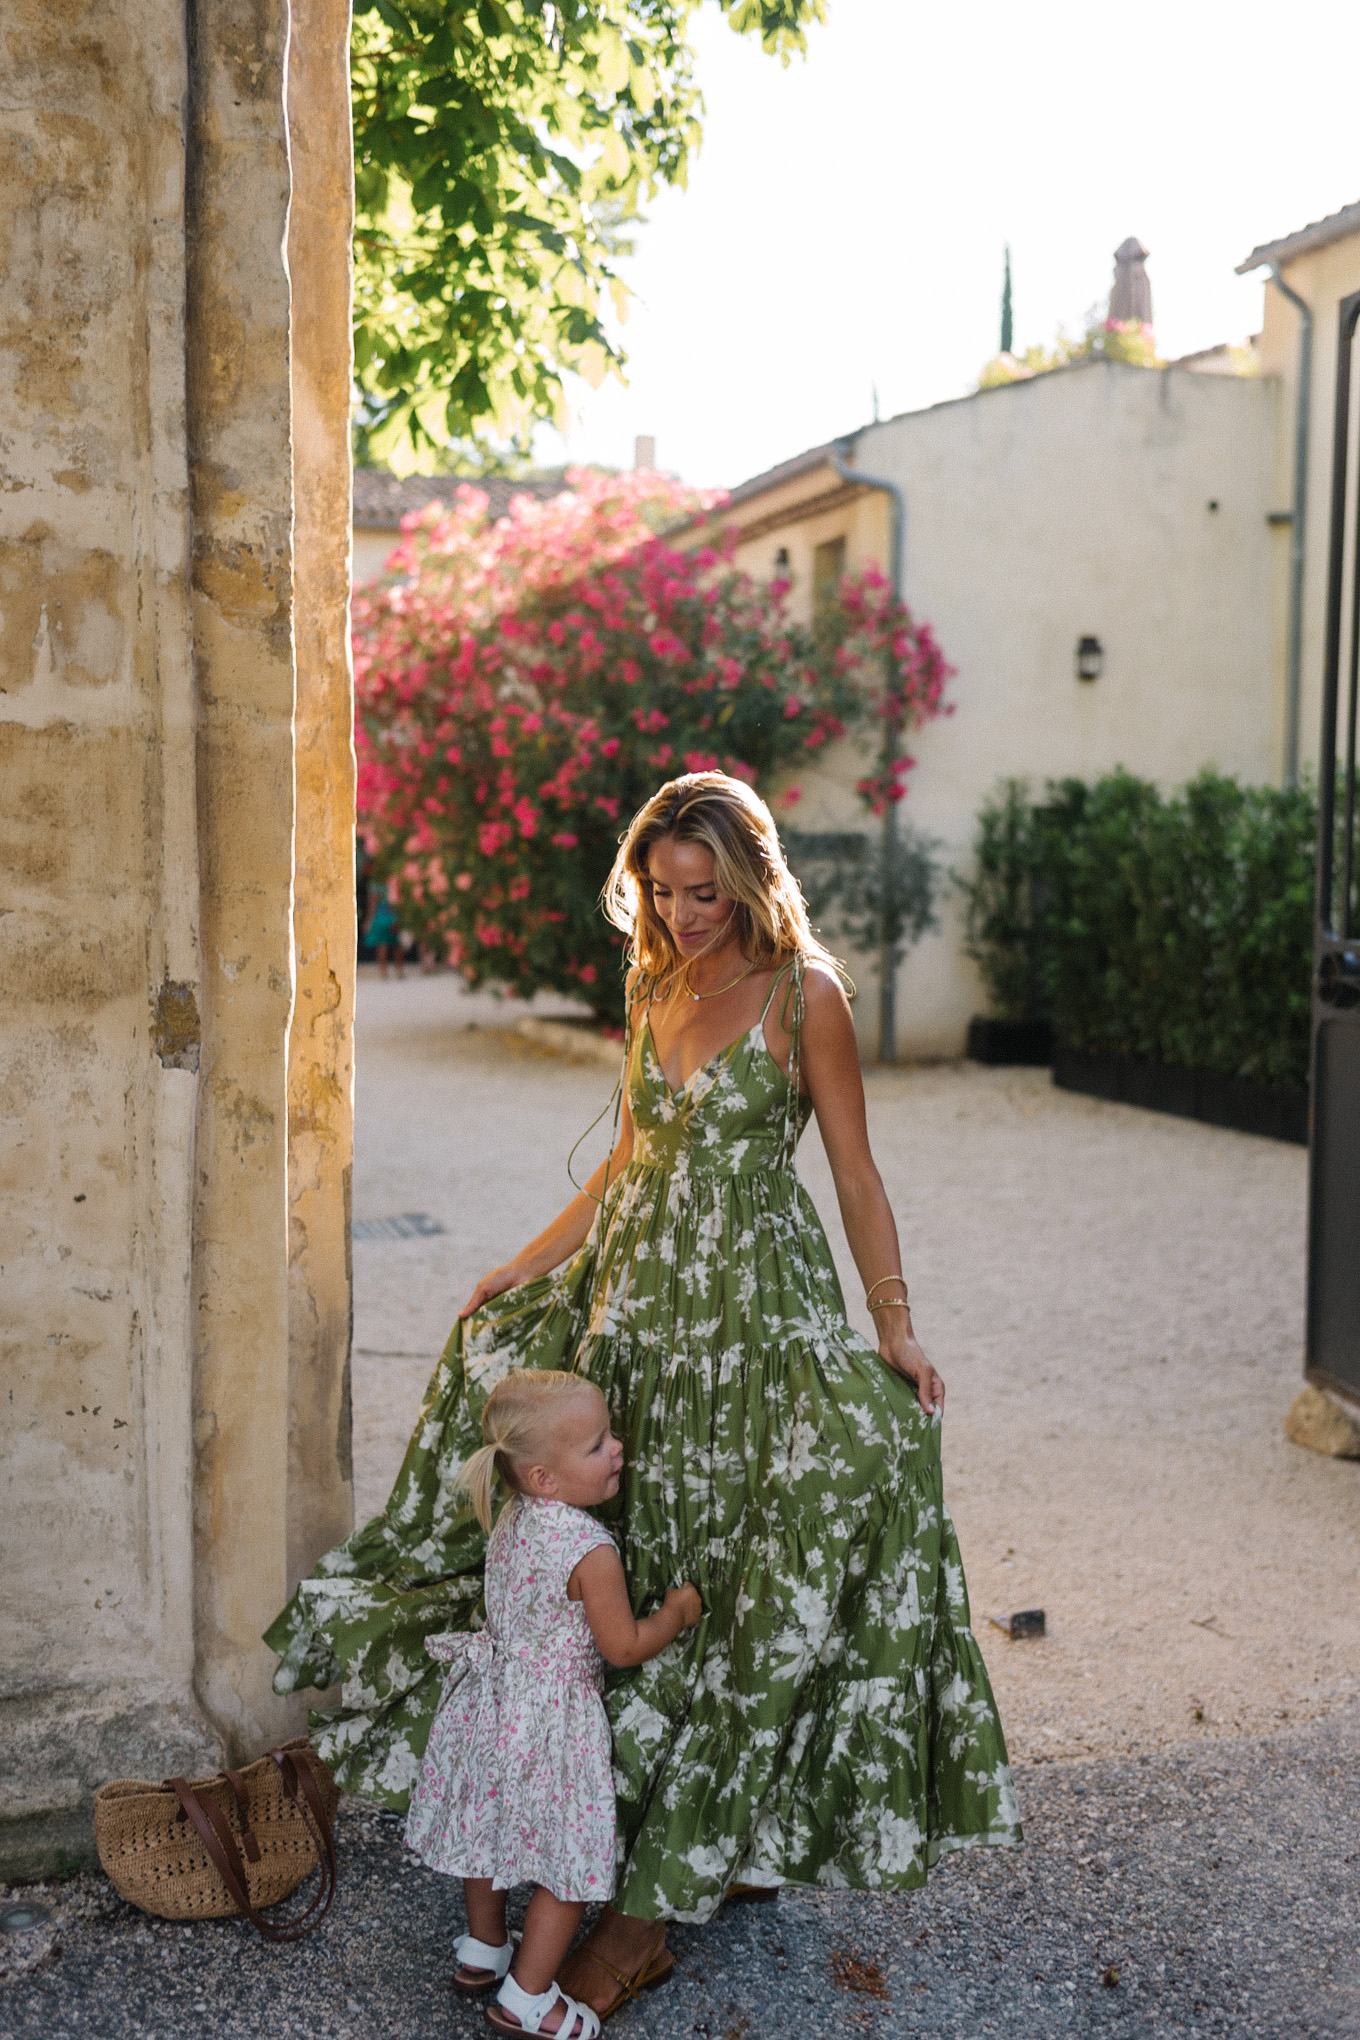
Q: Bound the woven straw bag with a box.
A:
[94,1738,339,1942]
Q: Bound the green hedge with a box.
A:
[960,770,1316,1088]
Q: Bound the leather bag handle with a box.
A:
[265,1747,338,1938]
[168,1777,257,1922]
[165,1747,336,1943]
[222,1767,261,1863]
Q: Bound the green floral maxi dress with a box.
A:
[265,964,1020,1922]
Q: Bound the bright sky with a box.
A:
[535,0,1360,490]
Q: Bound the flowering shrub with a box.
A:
[354,468,952,1017]
[816,574,953,813]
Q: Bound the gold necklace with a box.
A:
[684,958,758,1002]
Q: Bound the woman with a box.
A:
[267,773,1018,2020]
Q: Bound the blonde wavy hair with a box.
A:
[454,1369,607,1532]
[602,772,850,989]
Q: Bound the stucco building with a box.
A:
[1239,199,1360,794]
[683,218,1360,1060]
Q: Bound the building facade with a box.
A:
[685,360,1278,1058]
[1240,200,1360,793]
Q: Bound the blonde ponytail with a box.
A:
[455,1441,502,1533]
[454,1368,605,1532]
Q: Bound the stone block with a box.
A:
[1285,1384,1360,1460]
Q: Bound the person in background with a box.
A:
[365,882,402,979]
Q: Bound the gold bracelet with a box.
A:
[868,1297,911,1311]
[865,1276,909,1308]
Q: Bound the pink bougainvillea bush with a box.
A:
[354,467,952,1018]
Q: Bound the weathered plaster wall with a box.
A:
[0,0,355,1873]
[186,0,302,1759]
[0,0,221,1875]
[285,0,357,1592]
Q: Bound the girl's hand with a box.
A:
[664,1583,704,1629]
[458,1263,523,1319]
[877,1329,945,1417]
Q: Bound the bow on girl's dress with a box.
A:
[426,1629,496,1676]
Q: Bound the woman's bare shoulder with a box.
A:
[801,959,854,1021]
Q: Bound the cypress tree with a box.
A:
[1000,245,1013,355]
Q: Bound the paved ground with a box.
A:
[5,968,1358,2037]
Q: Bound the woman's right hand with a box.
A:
[458,1263,523,1319]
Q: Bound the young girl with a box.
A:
[405,1369,702,2039]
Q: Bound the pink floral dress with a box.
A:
[404,1495,618,1902]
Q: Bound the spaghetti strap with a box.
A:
[759,956,798,1024]
[566,971,647,1204]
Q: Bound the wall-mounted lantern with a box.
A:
[774,545,791,578]
[1075,635,1104,683]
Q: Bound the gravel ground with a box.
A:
[347,971,1360,1762]
[4,1711,1358,2037]
[6,967,1358,2038]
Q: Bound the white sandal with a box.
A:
[486,1974,602,2038]
[453,1931,517,1996]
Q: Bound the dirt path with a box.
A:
[349,970,1360,1768]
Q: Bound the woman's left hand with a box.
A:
[877,1330,945,1417]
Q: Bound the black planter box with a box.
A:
[1052,1046,1308,1146]
[966,1017,1055,1067]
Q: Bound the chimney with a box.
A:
[1109,238,1152,325]
[633,434,656,472]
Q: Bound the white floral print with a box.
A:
[405,1497,617,1902]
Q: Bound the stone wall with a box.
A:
[285,0,359,1597]
[0,0,354,1876]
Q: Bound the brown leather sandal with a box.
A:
[568,1924,674,2022]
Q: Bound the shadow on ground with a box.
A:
[4,1711,1357,2038]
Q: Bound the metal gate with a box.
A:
[1307,288,1360,1400]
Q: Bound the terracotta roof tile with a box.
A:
[1237,200,1360,274]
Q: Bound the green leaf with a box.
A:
[351,0,825,458]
